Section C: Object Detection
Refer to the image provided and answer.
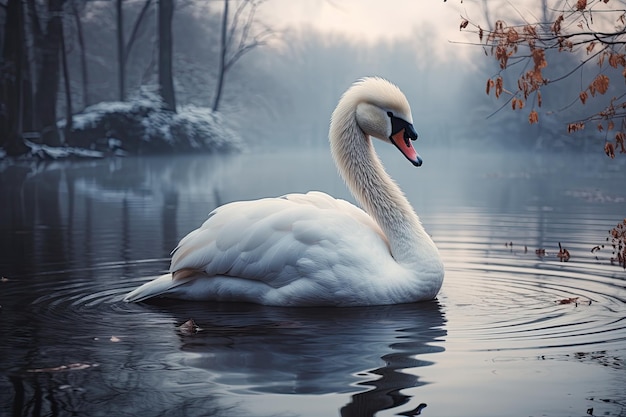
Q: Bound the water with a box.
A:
[0,147,625,417]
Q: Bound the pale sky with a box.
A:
[262,0,468,43]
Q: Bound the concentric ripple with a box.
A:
[430,208,626,356]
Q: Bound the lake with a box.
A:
[0,146,625,417]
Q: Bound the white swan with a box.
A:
[124,77,444,306]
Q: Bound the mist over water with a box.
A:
[0,147,624,416]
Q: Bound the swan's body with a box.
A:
[124,77,444,306]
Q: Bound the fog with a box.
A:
[34,0,617,154]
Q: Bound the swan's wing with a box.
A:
[170,191,390,289]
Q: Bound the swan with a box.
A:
[124,77,444,306]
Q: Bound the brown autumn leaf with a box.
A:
[557,297,579,305]
[592,74,610,95]
[557,242,570,262]
[532,48,547,70]
[495,45,509,69]
[511,98,524,110]
[460,19,469,30]
[523,24,537,38]
[579,91,588,105]
[507,28,519,43]
[179,318,202,335]
[616,132,626,153]
[495,76,504,98]
[528,110,539,124]
[586,41,596,54]
[551,15,564,35]
[567,122,585,133]
[576,0,587,11]
[605,142,616,159]
[608,53,626,69]
[486,78,494,95]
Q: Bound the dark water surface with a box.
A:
[1,148,625,417]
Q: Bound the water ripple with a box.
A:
[432,209,626,357]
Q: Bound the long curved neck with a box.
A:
[329,112,435,265]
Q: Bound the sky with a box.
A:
[262,0,469,43]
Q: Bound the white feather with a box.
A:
[124,77,444,306]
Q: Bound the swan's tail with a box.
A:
[123,273,189,302]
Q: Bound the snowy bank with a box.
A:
[58,89,242,155]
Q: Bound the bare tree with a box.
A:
[212,0,272,112]
[458,0,626,158]
[33,0,66,147]
[116,0,154,101]
[60,20,73,142]
[158,0,176,111]
[69,0,90,107]
[0,0,30,154]
[116,0,125,100]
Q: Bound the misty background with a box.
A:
[2,0,615,156]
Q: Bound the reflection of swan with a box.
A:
[124,77,444,306]
[166,301,446,417]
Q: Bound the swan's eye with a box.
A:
[387,112,417,141]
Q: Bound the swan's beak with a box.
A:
[390,125,422,167]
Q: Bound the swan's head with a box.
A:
[331,77,422,166]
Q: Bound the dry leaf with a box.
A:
[528,110,539,124]
[557,242,570,262]
[179,319,202,335]
[495,76,503,98]
[586,41,596,54]
[616,132,626,153]
[486,78,494,95]
[592,74,610,95]
[605,142,616,159]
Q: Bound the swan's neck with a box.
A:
[330,117,436,266]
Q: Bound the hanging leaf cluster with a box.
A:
[460,0,626,157]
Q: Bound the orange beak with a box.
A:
[390,128,422,167]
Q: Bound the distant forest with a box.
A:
[0,0,614,157]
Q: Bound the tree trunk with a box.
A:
[125,0,153,64]
[158,0,176,112]
[34,0,65,147]
[60,21,72,144]
[71,0,90,108]
[0,0,29,154]
[212,0,228,112]
[116,0,125,101]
